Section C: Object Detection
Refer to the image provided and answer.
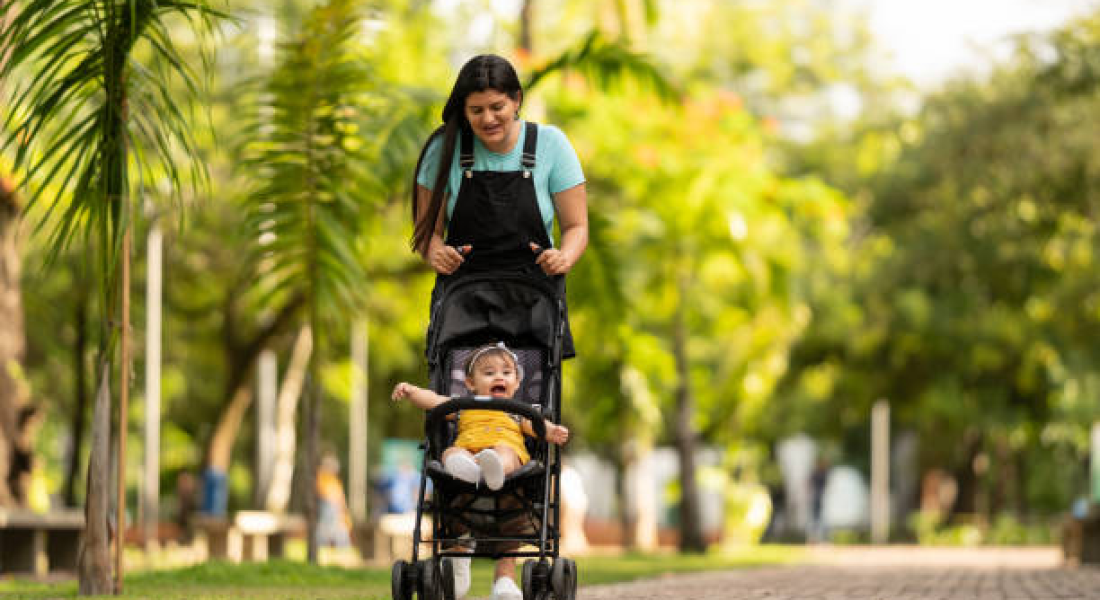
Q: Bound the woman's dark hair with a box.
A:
[410,55,523,255]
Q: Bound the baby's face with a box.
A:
[466,354,520,399]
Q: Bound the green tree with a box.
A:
[0,0,224,592]
[779,9,1100,521]
[240,0,377,562]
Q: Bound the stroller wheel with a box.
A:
[550,559,576,600]
[521,560,536,600]
[392,560,413,600]
[441,558,456,600]
[418,559,447,600]
[522,559,551,600]
[561,558,578,600]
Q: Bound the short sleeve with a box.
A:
[416,133,443,190]
[543,126,585,194]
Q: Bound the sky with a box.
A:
[853,0,1098,87]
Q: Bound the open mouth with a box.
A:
[491,384,508,396]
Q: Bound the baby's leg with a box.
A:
[491,444,522,475]
[442,447,480,484]
[476,444,522,491]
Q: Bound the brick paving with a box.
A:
[576,547,1100,600]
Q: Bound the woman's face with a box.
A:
[464,89,521,148]
[465,354,521,398]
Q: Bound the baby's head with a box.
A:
[464,342,523,398]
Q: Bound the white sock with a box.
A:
[444,453,481,485]
[449,556,471,599]
[476,449,505,491]
[491,576,522,600]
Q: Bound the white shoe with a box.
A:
[444,453,481,485]
[491,576,522,600]
[449,556,471,599]
[476,449,505,491]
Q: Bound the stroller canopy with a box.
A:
[430,273,563,355]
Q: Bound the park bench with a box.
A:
[0,508,84,577]
[357,513,433,564]
[193,511,304,562]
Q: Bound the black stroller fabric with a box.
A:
[415,270,565,560]
[429,275,561,354]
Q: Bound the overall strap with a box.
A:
[521,121,538,177]
[460,127,475,178]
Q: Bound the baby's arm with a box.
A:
[522,419,570,446]
[392,383,449,410]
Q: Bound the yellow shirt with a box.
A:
[453,409,530,464]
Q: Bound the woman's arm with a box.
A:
[416,184,469,274]
[392,382,450,410]
[534,182,588,275]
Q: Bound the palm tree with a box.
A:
[240,0,375,563]
[0,1,224,593]
[0,175,26,507]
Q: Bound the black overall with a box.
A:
[429,121,575,357]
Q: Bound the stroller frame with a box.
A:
[392,269,578,600]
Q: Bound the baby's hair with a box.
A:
[465,341,524,381]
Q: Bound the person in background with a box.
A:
[808,457,831,543]
[316,452,351,547]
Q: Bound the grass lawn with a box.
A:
[0,546,802,600]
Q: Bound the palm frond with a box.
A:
[242,0,373,323]
[0,0,225,266]
[524,30,679,102]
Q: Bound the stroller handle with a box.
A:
[426,398,548,443]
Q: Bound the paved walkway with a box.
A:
[577,547,1100,600]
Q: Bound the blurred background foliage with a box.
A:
[4,0,1100,543]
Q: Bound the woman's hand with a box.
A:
[545,422,570,445]
[530,243,573,275]
[428,243,471,275]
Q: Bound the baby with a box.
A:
[391,342,569,490]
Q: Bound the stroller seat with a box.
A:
[424,346,549,489]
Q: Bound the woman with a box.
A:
[409,54,588,600]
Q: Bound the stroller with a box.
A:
[390,267,578,600]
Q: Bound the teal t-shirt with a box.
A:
[415,121,585,243]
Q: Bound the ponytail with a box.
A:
[410,121,458,255]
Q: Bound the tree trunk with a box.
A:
[78,360,113,595]
[622,438,658,550]
[305,371,319,563]
[0,175,26,507]
[203,293,304,508]
[208,386,253,475]
[264,326,312,513]
[672,292,705,552]
[950,431,983,519]
[115,228,131,593]
[619,362,659,550]
[518,0,534,55]
[64,285,90,507]
[1014,450,1027,517]
[347,320,368,523]
[613,442,631,546]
